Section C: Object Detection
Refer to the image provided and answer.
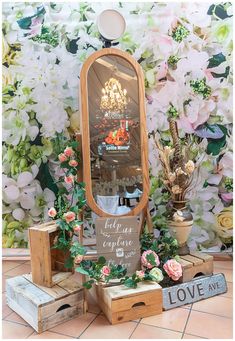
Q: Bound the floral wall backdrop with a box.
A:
[2,2,233,251]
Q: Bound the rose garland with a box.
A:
[48,138,183,288]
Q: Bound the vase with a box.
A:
[168,200,193,256]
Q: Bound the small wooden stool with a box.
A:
[178,251,213,283]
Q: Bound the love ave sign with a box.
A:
[163,273,227,310]
[95,216,140,274]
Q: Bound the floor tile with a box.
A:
[130,323,182,339]
[2,261,22,273]
[141,308,190,332]
[221,281,233,298]
[214,261,233,270]
[2,320,34,339]
[4,263,31,276]
[2,275,11,293]
[213,268,233,282]
[49,313,97,337]
[192,295,232,318]
[2,294,13,319]
[5,311,29,325]
[185,310,233,339]
[183,333,205,339]
[29,331,72,339]
[79,314,137,339]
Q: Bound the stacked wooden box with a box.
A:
[6,273,84,333]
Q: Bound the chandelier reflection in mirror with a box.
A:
[100,77,129,119]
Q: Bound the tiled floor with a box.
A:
[2,259,233,339]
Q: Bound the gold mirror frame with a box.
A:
[80,48,149,217]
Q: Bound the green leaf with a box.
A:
[124,278,137,288]
[83,280,94,289]
[206,136,226,155]
[97,256,106,265]
[211,66,230,79]
[207,53,226,69]
[76,267,89,275]
[146,253,157,266]
[64,256,74,269]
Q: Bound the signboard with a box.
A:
[95,216,140,274]
[163,273,227,310]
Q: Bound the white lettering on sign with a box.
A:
[103,235,134,252]
[104,218,135,234]
[163,273,227,310]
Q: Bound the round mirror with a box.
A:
[80,48,149,217]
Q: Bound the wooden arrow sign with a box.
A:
[163,273,227,310]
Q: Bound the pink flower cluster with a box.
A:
[58,147,78,168]
[141,250,160,269]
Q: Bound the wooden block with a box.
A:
[6,274,84,333]
[29,222,72,287]
[179,251,214,283]
[96,281,162,324]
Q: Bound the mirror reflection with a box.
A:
[87,55,143,215]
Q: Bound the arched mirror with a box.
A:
[80,48,149,217]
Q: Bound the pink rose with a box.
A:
[73,225,81,232]
[63,211,76,223]
[64,147,74,157]
[69,160,78,167]
[163,259,182,281]
[141,250,160,269]
[48,207,57,218]
[136,270,145,280]
[64,175,74,184]
[101,266,110,277]
[221,192,233,203]
[74,255,84,264]
[59,153,67,162]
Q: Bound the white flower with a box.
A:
[173,210,185,222]
[185,160,195,174]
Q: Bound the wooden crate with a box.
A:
[29,222,72,287]
[178,251,213,283]
[96,281,162,324]
[6,273,84,333]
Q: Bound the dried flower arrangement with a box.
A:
[154,117,199,202]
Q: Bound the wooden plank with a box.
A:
[112,303,162,324]
[190,251,213,263]
[7,296,39,332]
[23,274,68,299]
[52,272,72,284]
[40,302,83,331]
[57,278,82,294]
[112,291,162,313]
[29,228,52,287]
[40,291,83,319]
[105,281,162,300]
[6,276,54,307]
[178,257,193,269]
[181,254,203,266]
[163,273,227,310]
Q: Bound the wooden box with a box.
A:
[29,222,72,287]
[96,281,162,324]
[6,273,84,333]
[178,251,213,282]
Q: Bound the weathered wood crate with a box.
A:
[178,251,213,282]
[96,281,162,324]
[6,273,84,333]
[29,222,72,287]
